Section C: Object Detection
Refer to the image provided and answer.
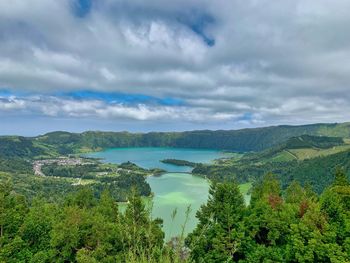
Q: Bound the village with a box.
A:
[33,157,95,177]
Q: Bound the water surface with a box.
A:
[147,173,209,239]
[87,147,229,172]
[86,147,232,239]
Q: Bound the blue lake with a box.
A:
[86,147,231,172]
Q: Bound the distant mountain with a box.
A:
[1,122,350,159]
[1,122,350,195]
[35,122,350,153]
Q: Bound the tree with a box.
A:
[285,181,306,204]
[65,187,97,208]
[250,172,282,207]
[333,167,350,187]
[187,182,246,262]
[0,181,27,240]
[122,189,164,262]
[19,199,58,258]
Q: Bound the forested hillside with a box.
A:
[1,170,349,262]
[0,137,45,158]
[1,123,350,262]
[0,123,349,159]
[193,135,350,193]
[33,122,350,153]
[1,123,350,199]
[0,160,154,202]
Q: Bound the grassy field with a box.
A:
[270,150,296,162]
[263,142,350,163]
[289,144,350,160]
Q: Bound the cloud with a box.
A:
[0,0,350,132]
[0,97,26,110]
[0,94,247,123]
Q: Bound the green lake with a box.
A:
[86,147,241,239]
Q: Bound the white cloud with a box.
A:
[0,0,350,130]
[100,67,116,81]
[0,95,249,123]
[0,97,26,110]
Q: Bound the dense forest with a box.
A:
[1,169,349,262]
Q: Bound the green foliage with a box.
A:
[194,149,350,194]
[1,123,350,262]
[0,159,153,202]
[161,159,197,167]
[0,136,45,158]
[333,167,350,187]
[1,169,350,262]
[186,182,246,262]
[0,186,168,263]
[284,135,344,149]
[0,157,32,174]
[121,189,165,262]
[187,171,350,262]
[41,163,102,179]
[243,134,347,163]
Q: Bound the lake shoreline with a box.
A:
[84,147,251,240]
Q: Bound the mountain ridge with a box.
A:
[1,122,350,159]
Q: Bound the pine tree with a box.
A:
[186,182,246,262]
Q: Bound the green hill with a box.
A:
[193,135,350,193]
[0,122,349,160]
[284,134,344,149]
[242,135,349,163]
[0,136,46,158]
[34,122,350,154]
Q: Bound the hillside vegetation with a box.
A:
[0,159,155,202]
[1,170,349,262]
[193,135,350,193]
[0,123,349,160]
[0,136,45,158]
[32,122,350,153]
[1,123,350,198]
[1,122,350,262]
[241,135,348,163]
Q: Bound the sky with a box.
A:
[1,0,350,135]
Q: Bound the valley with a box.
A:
[3,3,350,260]
[1,123,350,262]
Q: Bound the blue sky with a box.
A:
[0,0,350,135]
[62,90,185,106]
[73,0,92,17]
